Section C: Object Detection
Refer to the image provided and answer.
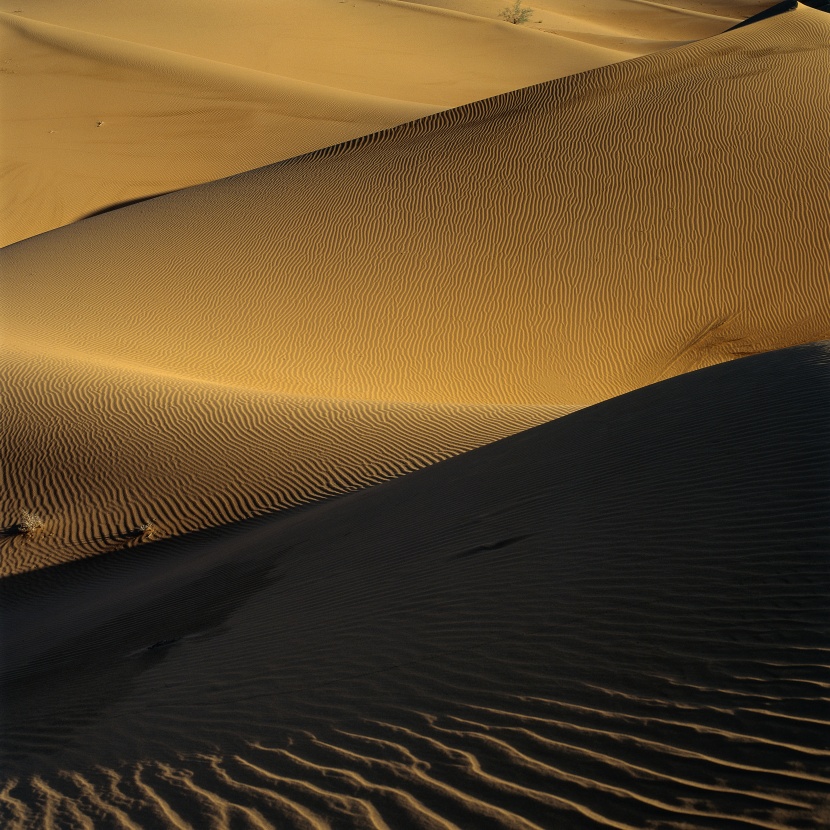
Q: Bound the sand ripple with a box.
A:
[0,349,567,576]
[3,7,828,407]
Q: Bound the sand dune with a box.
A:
[0,11,439,249]
[2,342,828,828]
[3,6,829,402]
[2,3,828,577]
[2,3,829,826]
[0,0,623,247]
[1,0,766,246]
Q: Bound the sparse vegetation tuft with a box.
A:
[18,511,45,534]
[499,1,533,24]
[136,521,158,541]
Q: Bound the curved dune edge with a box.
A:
[0,11,439,248]
[3,5,828,406]
[0,349,570,576]
[2,4,828,577]
[2,342,828,828]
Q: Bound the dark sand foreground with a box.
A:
[2,343,829,827]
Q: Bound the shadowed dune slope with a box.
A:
[0,349,568,576]
[2,343,828,828]
[3,5,828,407]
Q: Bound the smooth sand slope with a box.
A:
[2,4,829,576]
[2,343,828,828]
[0,11,439,249]
[0,0,768,246]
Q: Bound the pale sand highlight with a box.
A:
[0,0,767,246]
[2,343,828,828]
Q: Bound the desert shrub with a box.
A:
[499,1,533,24]
[18,511,45,534]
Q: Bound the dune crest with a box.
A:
[0,348,569,576]
[2,5,828,576]
[2,2,829,826]
[0,10,438,248]
[3,6,828,404]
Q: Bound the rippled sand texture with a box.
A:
[0,349,568,574]
[0,0,760,247]
[4,4,829,404]
[2,5,829,577]
[2,343,829,829]
[2,3,830,828]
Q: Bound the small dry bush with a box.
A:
[18,511,45,534]
[137,522,158,541]
[500,1,533,24]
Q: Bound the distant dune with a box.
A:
[3,342,828,827]
[0,0,767,246]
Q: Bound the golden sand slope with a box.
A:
[0,12,438,249]
[0,349,567,575]
[431,0,769,50]
[2,5,828,575]
[3,343,828,828]
[0,0,767,245]
[3,7,828,404]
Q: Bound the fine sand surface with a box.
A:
[0,348,569,574]
[2,343,829,828]
[0,0,769,246]
[2,4,829,578]
[2,2,830,828]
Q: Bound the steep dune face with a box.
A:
[3,7,828,406]
[0,0,768,245]
[3,343,828,828]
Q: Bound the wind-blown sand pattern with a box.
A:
[3,6,829,403]
[0,348,568,575]
[2,1,830,827]
[2,343,829,828]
